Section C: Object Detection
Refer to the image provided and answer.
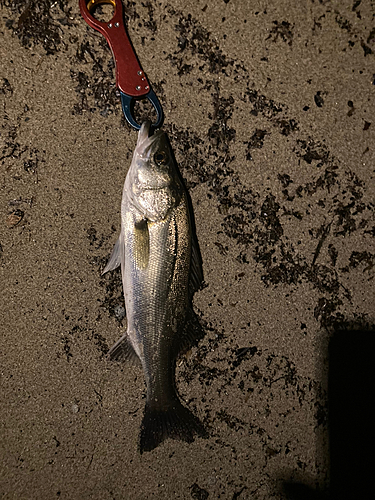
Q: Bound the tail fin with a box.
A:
[139,398,207,453]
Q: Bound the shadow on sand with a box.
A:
[283,326,375,500]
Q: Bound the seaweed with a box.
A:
[266,20,294,46]
[245,130,268,161]
[2,0,72,55]
[168,10,233,75]
[71,42,118,116]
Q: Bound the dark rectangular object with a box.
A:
[329,329,375,500]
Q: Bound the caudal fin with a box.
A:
[139,398,207,453]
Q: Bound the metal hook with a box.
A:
[120,90,163,131]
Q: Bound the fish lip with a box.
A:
[135,122,165,160]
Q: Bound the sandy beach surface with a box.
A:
[1,1,374,498]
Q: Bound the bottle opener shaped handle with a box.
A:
[79,0,163,130]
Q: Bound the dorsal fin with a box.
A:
[189,234,203,296]
[172,307,205,358]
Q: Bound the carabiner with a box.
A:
[120,89,163,130]
[79,0,163,130]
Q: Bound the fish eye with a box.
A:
[154,151,168,165]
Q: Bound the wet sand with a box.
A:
[1,1,374,498]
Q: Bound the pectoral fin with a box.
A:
[134,219,149,270]
[102,231,123,274]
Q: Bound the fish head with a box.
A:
[126,122,182,221]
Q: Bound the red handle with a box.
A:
[79,0,150,97]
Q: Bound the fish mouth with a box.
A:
[135,121,165,160]
[130,121,174,196]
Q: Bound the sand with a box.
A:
[1,1,374,499]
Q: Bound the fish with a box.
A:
[103,121,206,453]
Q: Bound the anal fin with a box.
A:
[108,334,141,367]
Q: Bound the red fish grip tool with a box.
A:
[79,0,163,130]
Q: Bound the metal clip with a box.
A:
[79,0,163,130]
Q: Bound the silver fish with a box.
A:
[103,122,206,452]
